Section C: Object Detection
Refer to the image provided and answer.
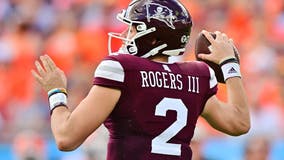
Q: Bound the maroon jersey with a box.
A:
[93,54,217,160]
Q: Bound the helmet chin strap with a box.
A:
[141,44,168,58]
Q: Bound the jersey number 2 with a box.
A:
[151,98,188,156]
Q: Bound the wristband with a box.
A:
[221,62,241,81]
[48,88,67,97]
[219,57,239,66]
[48,92,68,114]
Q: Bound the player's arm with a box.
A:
[201,78,250,136]
[31,55,120,151]
[198,30,250,136]
[50,85,120,151]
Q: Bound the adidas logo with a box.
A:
[228,67,237,74]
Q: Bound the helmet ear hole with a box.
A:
[154,38,166,48]
[151,38,159,45]
[135,34,158,55]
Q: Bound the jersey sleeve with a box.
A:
[206,66,218,99]
[93,58,125,89]
[199,66,218,115]
[209,67,218,89]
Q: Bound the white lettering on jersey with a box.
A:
[141,71,149,87]
[162,72,170,89]
[149,71,156,87]
[94,60,124,82]
[169,73,177,89]
[140,71,183,90]
[151,98,188,156]
[188,76,200,93]
[176,74,183,90]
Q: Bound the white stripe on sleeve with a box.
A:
[209,67,217,89]
[94,60,125,82]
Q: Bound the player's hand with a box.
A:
[198,30,236,65]
[31,55,67,92]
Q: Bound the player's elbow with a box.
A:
[225,104,250,136]
[240,120,251,135]
[56,137,79,151]
[230,120,251,136]
[230,126,250,136]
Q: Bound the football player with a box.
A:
[32,0,250,159]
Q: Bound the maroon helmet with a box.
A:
[108,0,193,58]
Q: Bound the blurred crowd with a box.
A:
[0,0,283,159]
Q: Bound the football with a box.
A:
[194,32,239,83]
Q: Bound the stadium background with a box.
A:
[0,0,283,159]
